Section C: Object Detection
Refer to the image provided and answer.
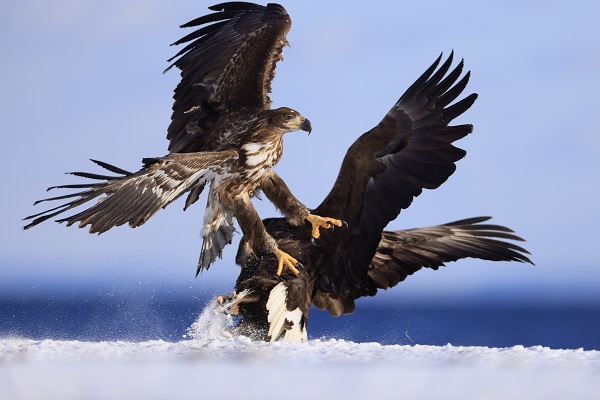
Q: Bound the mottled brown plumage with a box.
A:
[24,3,339,276]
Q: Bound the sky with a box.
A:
[1,1,599,304]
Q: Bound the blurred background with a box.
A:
[1,1,599,349]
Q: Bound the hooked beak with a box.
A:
[300,118,312,135]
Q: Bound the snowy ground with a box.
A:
[2,303,599,400]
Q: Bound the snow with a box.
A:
[2,339,599,400]
[2,302,599,400]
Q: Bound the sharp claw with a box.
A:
[310,237,320,247]
[274,248,300,277]
[288,264,300,277]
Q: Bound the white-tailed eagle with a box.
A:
[24,2,342,276]
[215,53,533,342]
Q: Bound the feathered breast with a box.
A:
[238,139,283,187]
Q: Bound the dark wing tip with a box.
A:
[208,2,264,12]
[90,159,133,176]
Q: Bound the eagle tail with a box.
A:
[266,282,308,342]
[197,187,236,275]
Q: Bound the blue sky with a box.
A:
[1,1,599,303]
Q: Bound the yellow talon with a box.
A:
[274,248,300,276]
[306,213,343,238]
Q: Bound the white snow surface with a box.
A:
[2,302,599,400]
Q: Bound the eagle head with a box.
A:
[268,107,312,135]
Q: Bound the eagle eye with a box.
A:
[284,115,293,121]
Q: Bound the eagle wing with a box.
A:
[165,2,292,152]
[283,216,532,321]
[23,150,239,233]
[313,52,478,292]
[360,217,533,297]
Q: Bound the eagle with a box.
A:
[214,53,533,342]
[23,2,342,276]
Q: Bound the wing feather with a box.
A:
[23,150,239,233]
[314,53,479,292]
[355,217,533,298]
[165,3,291,153]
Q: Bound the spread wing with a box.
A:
[312,216,533,315]
[313,52,478,292]
[165,2,292,152]
[359,217,533,297]
[23,151,239,233]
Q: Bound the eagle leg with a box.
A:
[306,214,344,239]
[274,248,301,276]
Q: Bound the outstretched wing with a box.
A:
[311,217,532,316]
[359,217,533,297]
[165,2,292,152]
[314,52,478,292]
[23,150,239,233]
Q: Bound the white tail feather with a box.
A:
[266,282,307,342]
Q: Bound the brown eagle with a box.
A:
[23,2,342,276]
[215,53,533,342]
